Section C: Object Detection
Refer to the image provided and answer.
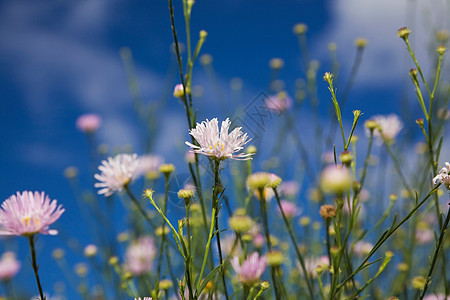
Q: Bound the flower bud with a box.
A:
[293,23,308,35]
[397,27,411,40]
[319,204,336,220]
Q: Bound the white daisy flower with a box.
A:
[185,118,253,160]
[94,153,141,196]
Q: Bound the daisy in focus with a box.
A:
[433,162,450,189]
[95,153,141,196]
[185,118,253,160]
[0,191,64,236]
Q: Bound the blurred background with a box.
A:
[0,0,449,298]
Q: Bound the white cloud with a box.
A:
[0,0,165,159]
[314,0,449,85]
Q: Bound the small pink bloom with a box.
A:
[125,236,157,276]
[76,114,101,133]
[265,93,292,113]
[231,252,267,285]
[423,294,450,300]
[0,191,64,236]
[415,229,434,245]
[279,181,300,198]
[278,200,299,219]
[0,252,21,280]
[137,154,163,177]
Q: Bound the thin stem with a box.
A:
[420,204,450,299]
[156,174,171,296]
[212,159,229,300]
[125,185,157,230]
[273,188,315,299]
[258,188,281,299]
[27,235,46,300]
[404,39,431,97]
[335,185,440,294]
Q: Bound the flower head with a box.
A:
[265,92,292,113]
[94,153,141,196]
[186,118,252,160]
[320,165,352,195]
[365,114,403,144]
[0,191,64,236]
[277,200,299,219]
[231,252,267,286]
[137,154,163,179]
[76,114,101,133]
[0,251,21,280]
[433,162,450,189]
[125,236,157,276]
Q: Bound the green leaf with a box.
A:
[195,264,223,298]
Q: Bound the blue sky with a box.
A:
[0,0,448,298]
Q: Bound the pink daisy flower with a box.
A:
[186,118,253,160]
[231,252,267,285]
[0,191,64,236]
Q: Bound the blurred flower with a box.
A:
[265,92,292,113]
[366,114,403,144]
[138,154,163,179]
[229,214,254,233]
[0,252,21,280]
[277,200,299,219]
[279,181,300,198]
[433,162,450,189]
[124,236,156,276]
[134,298,152,300]
[319,204,336,220]
[353,241,373,257]
[94,153,141,196]
[84,244,98,257]
[253,233,265,248]
[219,234,242,257]
[0,191,64,236]
[186,118,252,160]
[415,228,434,245]
[247,172,271,190]
[423,294,450,300]
[185,150,196,163]
[320,165,352,195]
[231,252,267,286]
[76,114,101,133]
[173,84,188,98]
[299,256,330,278]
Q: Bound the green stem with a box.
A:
[27,235,46,300]
[125,185,157,230]
[273,188,315,299]
[405,39,431,97]
[156,174,171,296]
[258,188,281,299]
[212,159,229,300]
[420,204,450,299]
[334,185,440,294]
